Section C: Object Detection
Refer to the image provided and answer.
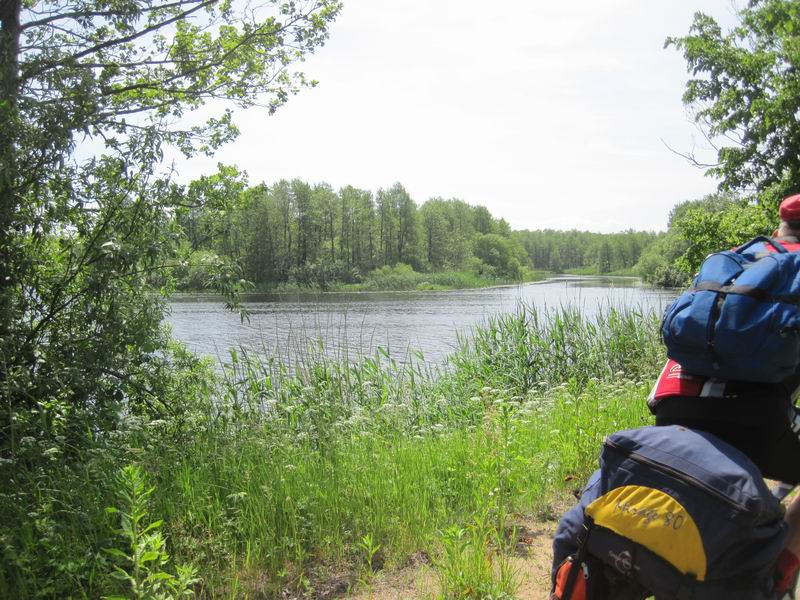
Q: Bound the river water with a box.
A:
[167,276,677,367]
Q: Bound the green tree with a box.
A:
[314,183,339,263]
[339,185,375,271]
[292,179,314,266]
[671,196,772,274]
[177,163,249,258]
[393,183,420,268]
[472,233,526,279]
[668,1,800,201]
[442,199,478,268]
[1,0,340,443]
[472,205,495,235]
[597,240,612,274]
[420,199,450,269]
[635,231,690,287]
[376,186,398,265]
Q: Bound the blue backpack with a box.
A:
[661,236,800,382]
[552,426,787,600]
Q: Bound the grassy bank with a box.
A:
[562,266,637,277]
[333,265,547,292]
[0,305,664,598]
[230,265,550,294]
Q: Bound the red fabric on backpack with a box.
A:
[551,558,587,600]
[649,360,705,404]
[765,241,800,253]
[775,549,800,595]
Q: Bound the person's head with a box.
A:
[778,194,800,237]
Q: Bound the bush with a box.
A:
[363,263,419,290]
[472,234,525,279]
[288,260,362,290]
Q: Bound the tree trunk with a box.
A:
[0,0,22,339]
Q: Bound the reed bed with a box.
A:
[0,304,665,598]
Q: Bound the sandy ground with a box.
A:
[347,518,559,600]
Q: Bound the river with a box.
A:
[167,276,676,367]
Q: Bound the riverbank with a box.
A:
[563,266,637,277]
[175,266,550,296]
[0,305,663,598]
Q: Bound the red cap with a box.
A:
[781,194,800,221]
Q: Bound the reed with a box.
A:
[0,304,664,598]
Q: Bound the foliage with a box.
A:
[633,192,777,285]
[174,249,229,291]
[360,262,421,290]
[0,341,216,597]
[667,0,800,201]
[671,195,772,275]
[170,168,658,290]
[471,233,526,279]
[0,305,661,597]
[174,172,533,290]
[434,519,518,600]
[288,259,362,290]
[420,198,481,269]
[514,229,657,274]
[176,164,251,262]
[105,465,198,600]
[0,1,340,456]
[3,153,187,444]
[634,231,690,287]
[0,2,340,596]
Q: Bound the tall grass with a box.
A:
[337,264,545,292]
[0,304,664,598]
[450,304,664,394]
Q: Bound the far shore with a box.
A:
[167,273,650,302]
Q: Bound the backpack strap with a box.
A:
[560,516,594,600]
[690,280,800,306]
[675,571,698,600]
[736,236,788,254]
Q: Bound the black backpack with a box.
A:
[552,426,788,599]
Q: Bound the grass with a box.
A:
[247,265,549,294]
[563,266,638,277]
[0,304,664,598]
[339,266,544,292]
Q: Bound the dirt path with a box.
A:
[348,518,558,600]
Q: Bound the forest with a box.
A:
[172,166,657,291]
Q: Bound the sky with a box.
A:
[169,0,742,234]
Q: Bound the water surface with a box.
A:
[167,276,676,367]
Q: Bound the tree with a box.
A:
[392,183,420,268]
[376,186,397,265]
[671,195,772,274]
[635,231,690,287]
[472,233,526,279]
[472,205,495,235]
[1,1,341,442]
[668,1,800,202]
[597,240,612,274]
[177,163,249,255]
[419,199,450,269]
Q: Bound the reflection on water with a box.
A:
[167,276,677,367]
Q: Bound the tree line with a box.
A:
[172,166,658,290]
[514,229,657,274]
